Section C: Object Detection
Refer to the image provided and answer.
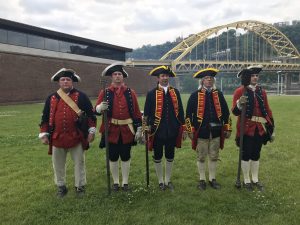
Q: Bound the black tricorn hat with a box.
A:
[51,68,81,82]
[237,65,263,78]
[101,63,128,77]
[193,68,219,79]
[149,65,176,77]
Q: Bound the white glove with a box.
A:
[134,127,143,143]
[270,132,275,142]
[96,102,108,113]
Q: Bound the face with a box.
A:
[250,74,259,85]
[59,77,73,92]
[158,73,169,86]
[111,71,124,85]
[202,76,214,88]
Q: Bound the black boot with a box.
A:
[209,179,221,189]
[75,186,85,197]
[243,182,254,191]
[57,185,68,198]
[197,180,206,191]
[252,181,264,191]
[158,183,166,191]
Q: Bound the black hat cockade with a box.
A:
[193,68,219,79]
[102,63,128,77]
[237,65,263,86]
[149,65,176,77]
[51,68,81,82]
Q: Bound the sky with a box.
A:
[0,0,299,49]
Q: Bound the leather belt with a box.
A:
[110,118,135,134]
[111,118,133,125]
[250,116,267,123]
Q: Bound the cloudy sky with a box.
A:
[0,0,299,49]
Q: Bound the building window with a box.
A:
[0,28,8,43]
[45,38,59,51]
[28,34,45,49]
[7,30,27,47]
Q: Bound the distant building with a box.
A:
[0,18,154,104]
[273,21,290,27]
[292,20,300,25]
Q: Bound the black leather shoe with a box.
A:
[122,184,130,192]
[57,185,68,198]
[112,183,120,192]
[166,182,175,191]
[197,180,206,190]
[252,181,264,191]
[75,186,85,197]
[243,182,253,191]
[209,179,221,189]
[158,183,166,191]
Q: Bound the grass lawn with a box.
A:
[0,95,299,225]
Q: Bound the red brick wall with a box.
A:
[0,52,157,104]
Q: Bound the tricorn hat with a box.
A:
[149,65,176,77]
[193,68,219,79]
[51,68,81,82]
[237,65,263,78]
[101,62,128,77]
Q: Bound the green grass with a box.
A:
[0,95,299,225]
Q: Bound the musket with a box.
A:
[235,87,247,189]
[142,116,150,187]
[100,78,111,195]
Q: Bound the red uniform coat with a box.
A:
[232,85,273,137]
[40,89,96,153]
[95,84,142,145]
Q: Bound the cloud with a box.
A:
[124,10,190,32]
[19,0,70,14]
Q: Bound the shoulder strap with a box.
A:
[57,88,81,116]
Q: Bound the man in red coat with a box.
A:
[39,68,96,197]
[232,65,275,191]
[95,63,142,192]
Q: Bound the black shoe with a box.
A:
[166,182,175,191]
[158,183,166,191]
[252,181,264,191]
[122,184,130,192]
[75,186,85,197]
[197,180,206,190]
[243,182,254,191]
[57,185,68,198]
[112,183,120,192]
[209,179,221,189]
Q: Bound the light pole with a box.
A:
[277,71,282,95]
[280,73,284,95]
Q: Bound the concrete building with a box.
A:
[0,18,154,104]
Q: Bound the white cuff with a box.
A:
[88,127,96,134]
[236,100,242,110]
[38,132,49,139]
[96,105,101,114]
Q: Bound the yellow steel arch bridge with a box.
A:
[126,20,300,73]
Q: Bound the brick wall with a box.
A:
[0,52,157,104]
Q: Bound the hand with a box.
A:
[96,102,108,113]
[224,131,231,139]
[134,127,143,143]
[87,133,95,143]
[188,133,194,140]
[41,135,49,145]
[270,133,275,142]
[238,96,248,105]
